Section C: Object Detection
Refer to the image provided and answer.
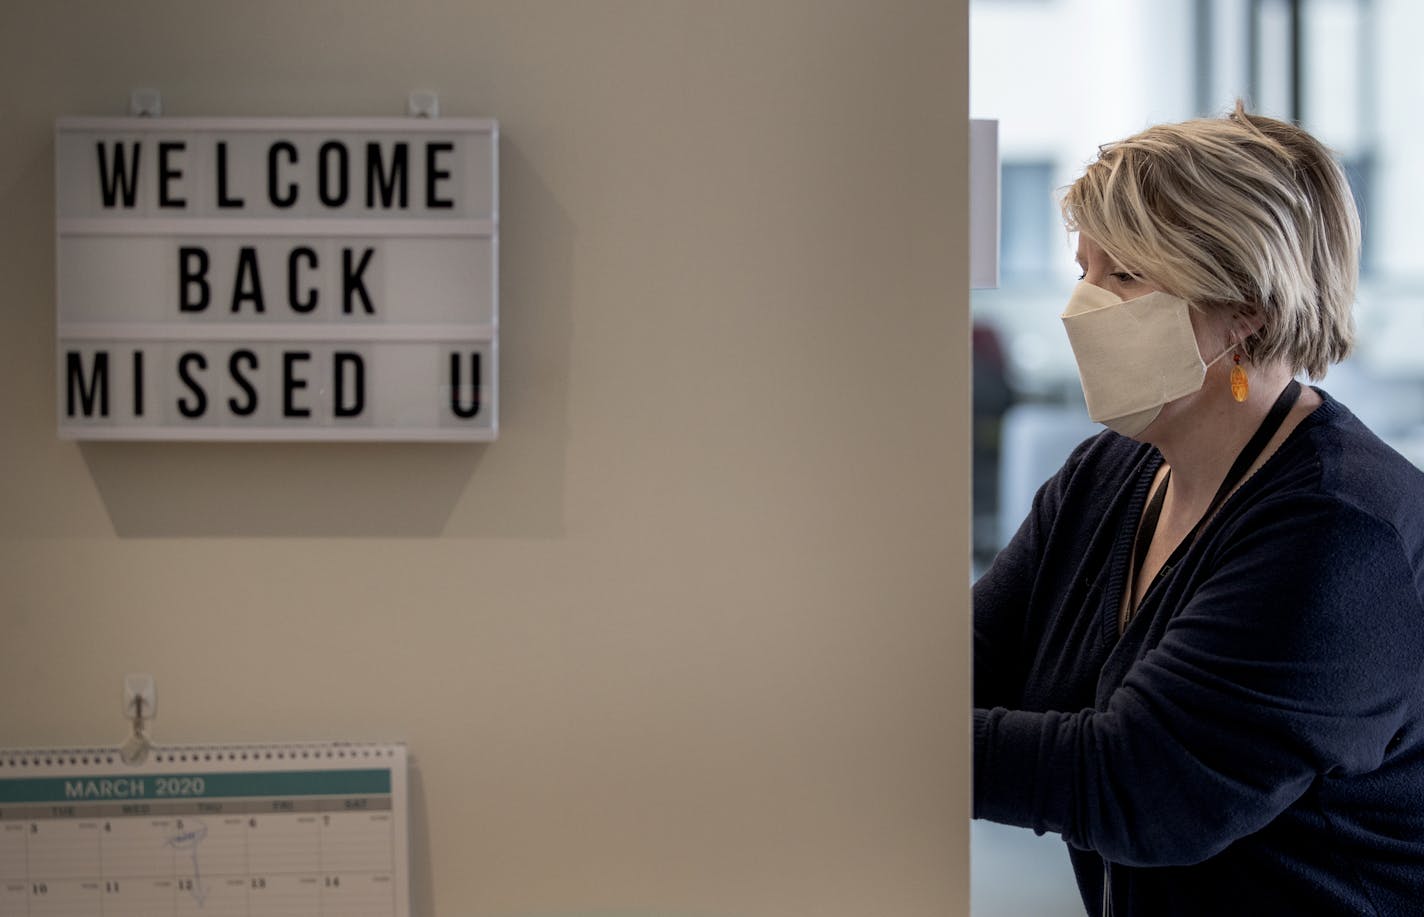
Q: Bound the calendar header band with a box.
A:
[0,768,392,804]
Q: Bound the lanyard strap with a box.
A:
[1128,380,1303,619]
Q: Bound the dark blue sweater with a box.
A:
[974,392,1424,916]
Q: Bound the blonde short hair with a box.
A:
[1061,102,1360,379]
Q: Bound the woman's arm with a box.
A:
[973,434,1101,709]
[974,495,1424,865]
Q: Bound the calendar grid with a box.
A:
[0,744,407,917]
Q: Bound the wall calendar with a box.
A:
[0,743,408,917]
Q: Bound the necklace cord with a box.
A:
[1127,380,1303,623]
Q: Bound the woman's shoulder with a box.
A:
[1252,388,1424,559]
[1057,427,1156,490]
[994,427,1152,569]
[1299,389,1424,495]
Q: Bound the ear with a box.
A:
[1230,304,1267,343]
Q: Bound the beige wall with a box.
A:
[0,2,970,914]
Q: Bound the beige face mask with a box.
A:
[1060,281,1229,438]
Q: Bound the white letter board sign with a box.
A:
[55,117,498,441]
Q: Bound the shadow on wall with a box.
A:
[409,756,434,917]
[76,138,575,539]
[80,441,486,537]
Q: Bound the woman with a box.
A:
[973,104,1424,916]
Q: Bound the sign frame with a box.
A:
[55,116,499,442]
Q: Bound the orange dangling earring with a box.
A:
[1230,353,1249,402]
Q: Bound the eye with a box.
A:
[1110,271,1140,283]
[1076,271,1086,281]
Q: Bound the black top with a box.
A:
[974,391,1424,916]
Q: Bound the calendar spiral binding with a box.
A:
[0,741,403,770]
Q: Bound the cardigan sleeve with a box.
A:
[974,495,1424,867]
[973,435,1098,710]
